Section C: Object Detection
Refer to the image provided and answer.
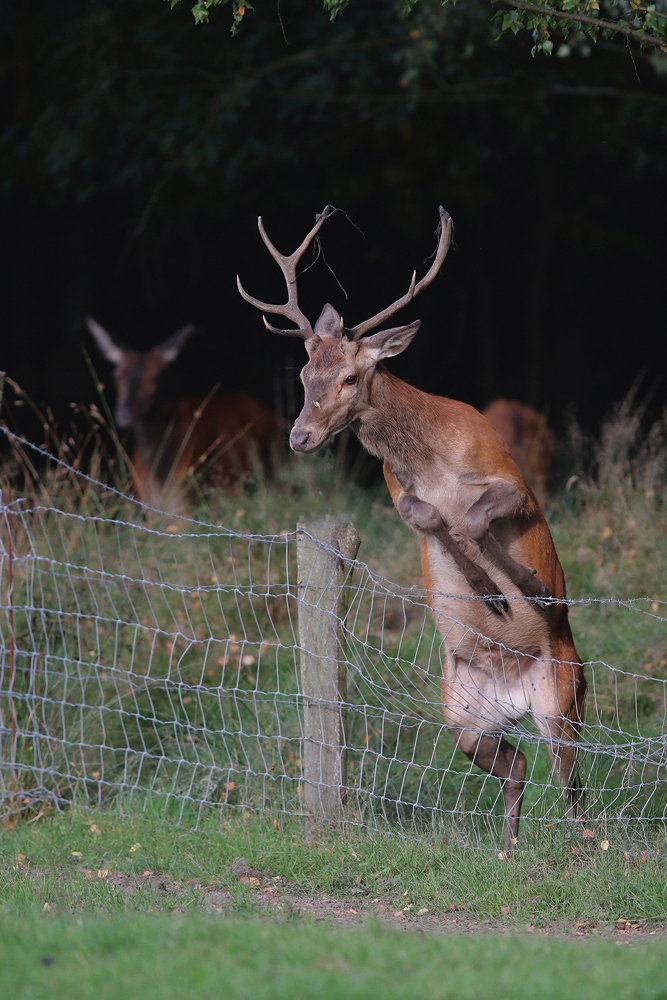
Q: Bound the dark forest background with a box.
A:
[0,0,666,466]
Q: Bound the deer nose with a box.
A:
[290,428,311,452]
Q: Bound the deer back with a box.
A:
[482,399,553,500]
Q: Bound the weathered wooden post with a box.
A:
[297,516,360,837]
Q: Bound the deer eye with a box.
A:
[344,374,357,385]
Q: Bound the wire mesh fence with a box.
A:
[1,437,666,850]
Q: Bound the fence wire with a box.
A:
[0,446,666,850]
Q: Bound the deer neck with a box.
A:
[355,367,433,478]
[133,406,176,476]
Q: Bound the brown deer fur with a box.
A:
[238,207,586,852]
[87,317,281,509]
[482,399,554,502]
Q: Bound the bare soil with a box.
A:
[7,859,666,943]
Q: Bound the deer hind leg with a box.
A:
[452,726,527,855]
[530,659,587,818]
[464,482,552,605]
[396,493,508,616]
[443,663,528,854]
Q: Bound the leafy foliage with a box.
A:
[169,0,667,53]
[3,0,666,202]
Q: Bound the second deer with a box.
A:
[482,399,553,503]
[238,207,586,852]
[87,319,281,510]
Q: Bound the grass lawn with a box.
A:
[4,913,667,1000]
[2,805,667,925]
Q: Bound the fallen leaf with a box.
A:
[526,922,534,932]
[501,905,511,915]
[166,525,179,534]
[582,829,595,840]
[142,870,153,876]
[91,771,101,780]
[418,907,430,915]
[129,844,141,853]
[43,902,52,912]
[239,876,260,886]
[393,910,405,918]
[71,851,83,858]
[97,869,110,878]
[17,854,26,862]
[571,847,580,855]
[346,908,357,914]
[89,823,102,836]
[600,840,610,851]
[601,526,613,540]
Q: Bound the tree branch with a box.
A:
[490,0,667,49]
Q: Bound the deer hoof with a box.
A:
[519,568,552,606]
[482,593,509,617]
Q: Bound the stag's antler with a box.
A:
[347,207,453,341]
[237,206,335,338]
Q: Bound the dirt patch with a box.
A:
[5,861,665,942]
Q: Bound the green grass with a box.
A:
[3,806,667,927]
[4,913,667,1000]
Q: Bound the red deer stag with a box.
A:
[482,399,554,503]
[87,318,281,509]
[237,206,586,852]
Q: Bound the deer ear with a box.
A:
[86,317,125,366]
[314,304,343,339]
[359,321,421,362]
[156,324,196,364]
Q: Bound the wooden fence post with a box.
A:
[297,516,361,836]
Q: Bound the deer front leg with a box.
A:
[397,494,509,616]
[464,482,552,605]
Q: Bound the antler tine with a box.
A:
[237,206,334,339]
[350,271,416,342]
[349,207,453,342]
[289,204,335,267]
[414,207,453,296]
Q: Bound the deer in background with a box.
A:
[238,206,586,853]
[482,399,554,503]
[87,318,281,509]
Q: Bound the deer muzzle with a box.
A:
[289,426,313,452]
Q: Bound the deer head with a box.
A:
[237,206,453,452]
[86,318,195,429]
